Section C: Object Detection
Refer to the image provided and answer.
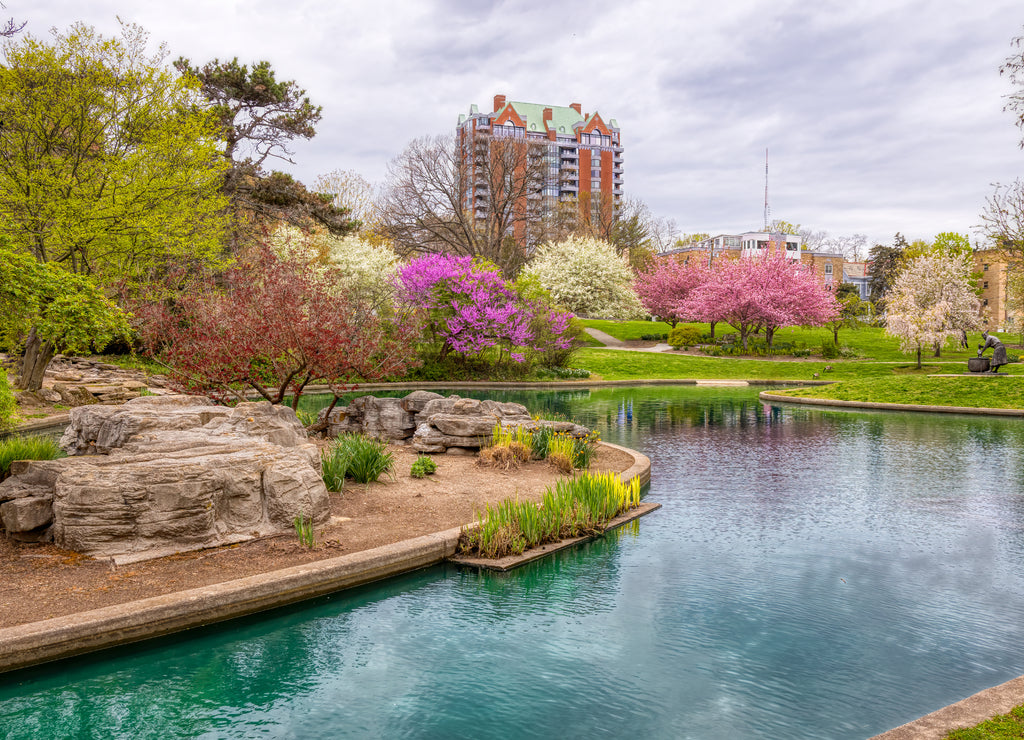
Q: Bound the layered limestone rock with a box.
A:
[0,396,328,562]
[318,392,590,454]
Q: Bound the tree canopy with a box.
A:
[0,244,131,390]
[522,236,645,320]
[0,22,230,285]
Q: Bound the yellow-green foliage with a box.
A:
[0,371,16,431]
[0,21,229,290]
[459,471,643,559]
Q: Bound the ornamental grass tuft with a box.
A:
[0,435,64,481]
[320,433,395,489]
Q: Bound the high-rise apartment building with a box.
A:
[457,94,623,230]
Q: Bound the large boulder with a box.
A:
[0,395,329,562]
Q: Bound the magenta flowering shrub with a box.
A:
[399,254,574,367]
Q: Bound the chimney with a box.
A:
[543,107,553,123]
[493,94,506,111]
[570,102,582,114]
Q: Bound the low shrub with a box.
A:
[410,455,437,478]
[0,435,64,481]
[668,325,703,348]
[821,340,840,359]
[458,471,643,558]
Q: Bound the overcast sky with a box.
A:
[12,0,1024,250]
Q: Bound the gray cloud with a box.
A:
[15,0,1024,248]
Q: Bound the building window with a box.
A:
[825,263,833,275]
[984,281,989,289]
[984,299,989,306]
[786,242,798,251]
[984,264,989,271]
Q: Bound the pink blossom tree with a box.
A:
[633,254,713,327]
[679,253,839,351]
[399,254,574,367]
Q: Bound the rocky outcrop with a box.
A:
[319,392,591,454]
[0,396,329,563]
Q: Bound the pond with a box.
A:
[3,385,1024,739]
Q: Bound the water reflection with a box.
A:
[3,386,1024,739]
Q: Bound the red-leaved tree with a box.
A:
[679,253,839,350]
[134,244,421,410]
[633,254,713,328]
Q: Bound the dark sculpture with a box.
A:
[978,331,1008,373]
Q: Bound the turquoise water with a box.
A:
[3,386,1024,739]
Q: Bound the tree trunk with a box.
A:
[17,328,56,392]
[916,347,922,370]
[833,326,840,344]
[933,341,941,357]
[709,321,717,339]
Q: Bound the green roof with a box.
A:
[502,101,585,136]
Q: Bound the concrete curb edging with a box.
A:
[869,675,1024,739]
[759,392,1024,417]
[0,441,652,674]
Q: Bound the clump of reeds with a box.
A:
[458,471,643,558]
[0,435,64,481]
[320,433,395,490]
[478,423,599,474]
[293,514,316,548]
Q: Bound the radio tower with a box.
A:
[763,147,771,232]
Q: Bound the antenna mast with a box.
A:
[763,147,770,232]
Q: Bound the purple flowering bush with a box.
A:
[398,254,576,374]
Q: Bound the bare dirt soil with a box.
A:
[0,444,634,629]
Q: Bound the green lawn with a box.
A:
[578,320,1013,363]
[775,376,1024,409]
[944,704,1024,739]
[570,348,991,382]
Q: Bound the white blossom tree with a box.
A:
[885,253,982,368]
[522,235,645,319]
[269,225,398,303]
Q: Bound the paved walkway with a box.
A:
[584,328,673,353]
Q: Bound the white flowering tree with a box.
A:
[885,253,982,368]
[270,225,398,303]
[522,236,645,319]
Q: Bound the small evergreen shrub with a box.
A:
[410,455,437,478]
[668,325,703,348]
[821,340,840,359]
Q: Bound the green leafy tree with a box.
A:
[0,22,229,388]
[0,246,131,390]
[825,288,871,344]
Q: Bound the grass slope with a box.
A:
[571,348,980,382]
[775,376,1024,409]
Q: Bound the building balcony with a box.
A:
[561,183,578,192]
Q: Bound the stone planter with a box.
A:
[968,357,990,373]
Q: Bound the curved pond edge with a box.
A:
[0,441,651,674]
[869,674,1024,739]
[759,391,1024,417]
